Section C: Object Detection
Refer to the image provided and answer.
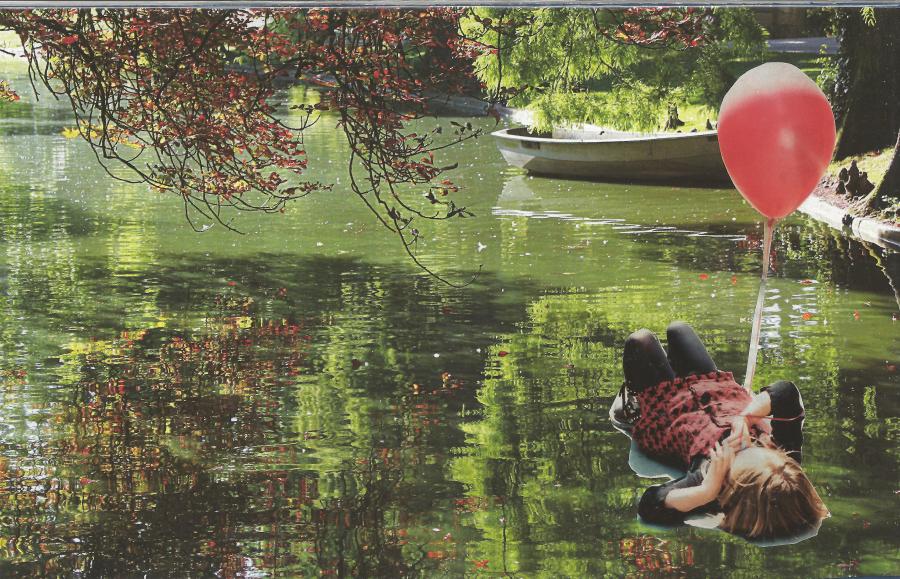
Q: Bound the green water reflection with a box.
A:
[0,59,897,577]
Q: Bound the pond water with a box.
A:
[0,60,897,577]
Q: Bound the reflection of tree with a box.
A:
[0,253,524,575]
[450,287,699,576]
[0,303,310,572]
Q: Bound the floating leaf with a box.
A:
[802,312,812,320]
[699,273,709,280]
[497,351,509,357]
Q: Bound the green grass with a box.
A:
[674,103,718,132]
[829,148,893,184]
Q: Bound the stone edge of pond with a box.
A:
[800,195,900,252]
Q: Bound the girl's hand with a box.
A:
[726,416,752,452]
[701,442,734,499]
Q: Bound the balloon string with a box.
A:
[743,217,777,392]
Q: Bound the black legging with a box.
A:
[623,322,717,393]
[622,322,805,463]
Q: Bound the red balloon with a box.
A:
[718,62,836,220]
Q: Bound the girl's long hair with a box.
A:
[718,445,829,539]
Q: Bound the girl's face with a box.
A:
[730,446,782,479]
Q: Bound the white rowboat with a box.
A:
[492,126,732,185]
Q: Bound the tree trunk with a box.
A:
[865,129,900,210]
[832,9,900,159]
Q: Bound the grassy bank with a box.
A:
[828,148,893,185]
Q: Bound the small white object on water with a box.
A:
[433,353,440,358]
[316,242,324,247]
[477,242,487,252]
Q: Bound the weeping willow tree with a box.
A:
[463,8,767,133]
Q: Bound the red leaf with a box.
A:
[730,275,737,285]
[497,351,509,357]
[227,281,237,287]
[698,273,709,281]
[351,359,362,369]
[800,279,814,285]
[60,35,79,46]
[853,310,860,320]
[801,312,812,320]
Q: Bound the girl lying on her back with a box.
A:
[611,322,828,539]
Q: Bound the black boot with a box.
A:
[610,381,641,431]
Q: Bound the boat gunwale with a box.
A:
[490,126,719,145]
